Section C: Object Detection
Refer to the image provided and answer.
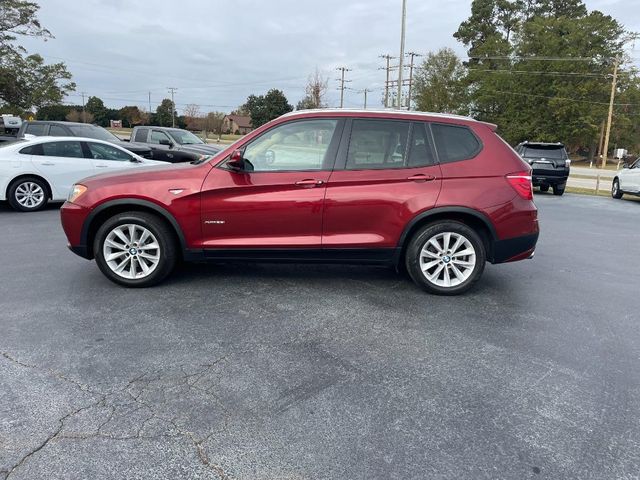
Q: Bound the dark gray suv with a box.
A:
[515,141,570,196]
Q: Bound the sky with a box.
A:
[18,0,640,114]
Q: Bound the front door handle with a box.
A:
[40,162,55,166]
[95,164,108,168]
[295,179,324,187]
[407,174,436,182]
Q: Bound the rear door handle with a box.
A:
[95,164,108,168]
[40,162,55,166]
[295,179,324,187]
[407,174,436,182]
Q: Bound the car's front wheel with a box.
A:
[405,221,486,295]
[8,177,48,212]
[612,178,623,199]
[94,211,177,287]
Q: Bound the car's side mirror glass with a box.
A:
[227,149,246,172]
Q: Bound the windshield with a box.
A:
[523,146,566,159]
[68,125,120,142]
[168,130,204,145]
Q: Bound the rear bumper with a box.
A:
[491,232,539,264]
[532,168,569,186]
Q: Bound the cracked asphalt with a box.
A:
[1,193,639,480]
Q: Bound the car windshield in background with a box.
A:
[168,130,204,145]
[68,125,120,142]
[523,146,565,159]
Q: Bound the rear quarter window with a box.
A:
[25,124,47,136]
[431,123,481,163]
[134,128,149,143]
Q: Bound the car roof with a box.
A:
[279,108,497,130]
[26,120,100,127]
[519,141,565,147]
[22,136,126,146]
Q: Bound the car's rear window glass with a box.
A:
[431,123,481,163]
[523,146,566,159]
[407,123,436,167]
[49,125,67,136]
[134,128,149,143]
[25,124,46,136]
[346,120,411,170]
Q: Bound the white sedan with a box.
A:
[0,136,165,212]
[612,157,640,199]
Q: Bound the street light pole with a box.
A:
[397,0,407,109]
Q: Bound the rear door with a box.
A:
[322,119,442,251]
[31,140,95,197]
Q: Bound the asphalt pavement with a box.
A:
[1,193,639,480]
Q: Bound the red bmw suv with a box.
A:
[61,109,538,295]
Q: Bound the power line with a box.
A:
[492,90,640,106]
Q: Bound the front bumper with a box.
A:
[61,201,92,259]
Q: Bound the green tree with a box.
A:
[413,48,469,114]
[454,0,635,153]
[36,104,75,121]
[242,89,293,127]
[0,0,75,111]
[119,106,145,128]
[85,96,109,126]
[155,98,174,126]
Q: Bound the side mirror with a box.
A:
[159,138,172,147]
[622,163,629,169]
[227,149,245,171]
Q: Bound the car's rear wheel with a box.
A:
[405,221,486,295]
[94,211,177,287]
[539,185,549,192]
[612,178,623,199]
[553,184,565,196]
[8,177,48,212]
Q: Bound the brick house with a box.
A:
[223,115,253,135]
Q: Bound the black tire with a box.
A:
[539,185,549,192]
[405,220,486,295]
[7,177,49,212]
[612,178,623,199]
[93,211,177,287]
[553,184,565,196]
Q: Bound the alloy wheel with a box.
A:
[15,182,45,209]
[103,224,161,280]
[419,232,477,288]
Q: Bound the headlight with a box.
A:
[68,184,87,203]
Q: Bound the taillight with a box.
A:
[506,171,533,200]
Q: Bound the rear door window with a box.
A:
[41,141,85,158]
[134,128,149,143]
[431,123,481,163]
[407,123,436,167]
[25,124,47,136]
[49,125,68,136]
[346,120,410,170]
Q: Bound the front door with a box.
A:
[200,118,343,250]
[323,119,442,250]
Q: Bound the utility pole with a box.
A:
[81,92,87,123]
[359,89,373,109]
[397,0,407,109]
[601,58,618,168]
[167,87,178,127]
[335,67,351,108]
[379,54,395,108]
[405,52,422,110]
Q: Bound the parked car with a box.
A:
[612,157,640,199]
[0,136,165,212]
[514,141,570,196]
[130,126,223,163]
[17,121,154,159]
[61,109,539,295]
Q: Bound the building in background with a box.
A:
[223,114,252,135]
